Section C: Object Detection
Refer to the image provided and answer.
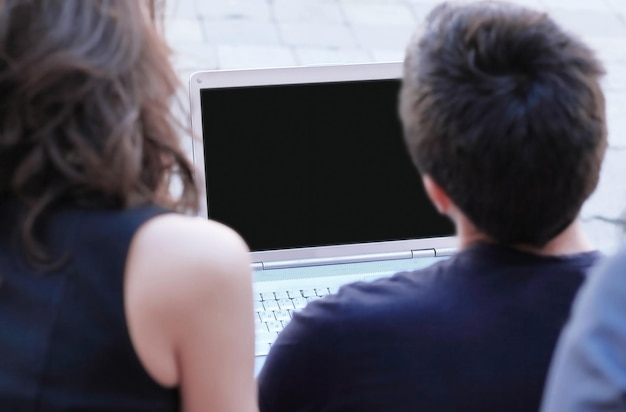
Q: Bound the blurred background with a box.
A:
[165,0,626,253]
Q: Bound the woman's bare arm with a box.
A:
[125,214,257,412]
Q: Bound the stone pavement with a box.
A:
[165,0,626,253]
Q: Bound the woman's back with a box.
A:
[0,204,179,411]
[0,202,257,412]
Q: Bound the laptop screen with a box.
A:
[200,78,454,252]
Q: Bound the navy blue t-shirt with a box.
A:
[258,243,600,412]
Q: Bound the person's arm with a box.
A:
[541,248,626,412]
[125,214,257,412]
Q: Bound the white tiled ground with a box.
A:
[166,0,626,253]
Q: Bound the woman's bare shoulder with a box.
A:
[126,212,252,324]
[130,213,251,274]
[124,213,254,393]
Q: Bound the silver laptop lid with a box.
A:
[189,63,456,267]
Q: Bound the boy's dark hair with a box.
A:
[400,1,607,247]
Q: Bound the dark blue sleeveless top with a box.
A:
[0,203,180,412]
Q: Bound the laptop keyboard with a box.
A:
[254,286,339,356]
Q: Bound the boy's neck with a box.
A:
[456,217,595,257]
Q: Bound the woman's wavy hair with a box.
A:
[0,0,199,261]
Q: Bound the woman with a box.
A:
[0,1,256,411]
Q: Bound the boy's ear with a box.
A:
[422,175,453,215]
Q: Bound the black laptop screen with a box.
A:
[200,79,454,252]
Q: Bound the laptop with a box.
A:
[188,62,457,371]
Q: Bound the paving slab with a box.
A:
[403,0,444,5]
[172,43,219,72]
[341,2,416,26]
[507,0,548,9]
[295,46,371,65]
[166,0,198,19]
[371,49,405,62]
[216,45,297,69]
[351,24,415,49]
[202,19,281,45]
[195,0,272,21]
[550,10,626,38]
[278,22,357,47]
[165,18,204,44]
[582,149,626,221]
[581,217,624,255]
[606,0,626,12]
[542,0,612,12]
[272,0,345,24]
[587,38,626,64]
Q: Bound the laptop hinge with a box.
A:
[411,248,436,258]
[253,248,437,270]
[434,247,456,257]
